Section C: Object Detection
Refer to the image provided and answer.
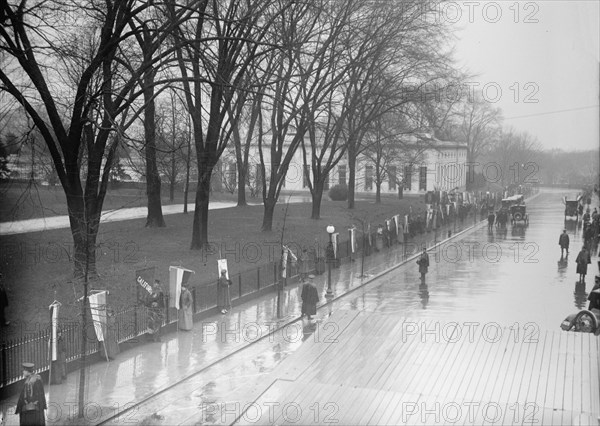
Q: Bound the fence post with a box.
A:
[238,274,242,299]
[1,342,6,387]
[165,295,170,324]
[192,287,197,313]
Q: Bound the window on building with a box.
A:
[404,165,412,190]
[303,165,310,188]
[388,166,396,190]
[227,162,237,188]
[419,166,427,191]
[365,165,373,190]
[338,165,346,185]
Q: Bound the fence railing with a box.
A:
[0,197,501,388]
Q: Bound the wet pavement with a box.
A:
[5,187,594,425]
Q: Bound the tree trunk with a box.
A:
[262,197,277,231]
[311,181,324,220]
[375,181,381,204]
[143,69,166,228]
[169,151,176,202]
[190,169,212,249]
[67,197,99,278]
[347,148,356,209]
[398,185,403,199]
[183,133,191,214]
[237,161,247,206]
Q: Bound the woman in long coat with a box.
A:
[301,278,319,321]
[217,270,232,314]
[576,246,592,282]
[417,249,430,281]
[178,285,193,330]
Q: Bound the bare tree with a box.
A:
[167,0,297,248]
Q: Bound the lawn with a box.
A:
[0,190,429,333]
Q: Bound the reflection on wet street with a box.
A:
[115,189,599,425]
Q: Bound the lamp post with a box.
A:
[326,225,335,298]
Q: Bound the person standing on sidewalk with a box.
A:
[301,276,319,321]
[178,284,193,330]
[217,270,232,314]
[576,246,592,283]
[146,280,165,342]
[15,362,47,425]
[559,229,570,257]
[299,248,310,280]
[417,249,430,282]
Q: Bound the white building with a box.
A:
[220,134,468,195]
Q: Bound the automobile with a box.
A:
[501,195,528,225]
[561,309,599,333]
[563,195,581,220]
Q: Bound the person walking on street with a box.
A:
[178,284,193,330]
[487,211,495,231]
[217,270,232,314]
[301,276,319,321]
[559,229,570,257]
[576,246,592,283]
[417,249,430,282]
[15,362,47,425]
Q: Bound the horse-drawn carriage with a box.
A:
[501,195,529,226]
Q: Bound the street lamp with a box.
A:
[326,225,335,298]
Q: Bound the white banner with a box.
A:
[89,291,107,342]
[349,227,356,253]
[217,259,229,280]
[281,247,289,278]
[332,233,339,259]
[393,215,400,236]
[49,301,61,361]
[367,223,372,246]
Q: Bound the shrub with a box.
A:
[329,184,348,201]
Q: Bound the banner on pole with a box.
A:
[349,227,356,253]
[332,233,339,259]
[281,247,289,278]
[367,223,372,247]
[89,290,108,342]
[217,259,229,280]
[49,301,61,361]
[169,266,195,309]
[135,267,155,299]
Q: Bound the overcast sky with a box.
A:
[449,0,599,151]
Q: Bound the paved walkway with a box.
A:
[0,205,481,425]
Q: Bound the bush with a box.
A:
[329,184,348,201]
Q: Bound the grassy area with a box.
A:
[0,192,428,332]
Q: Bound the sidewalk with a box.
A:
[0,208,484,425]
[0,201,255,236]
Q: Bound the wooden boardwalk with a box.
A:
[235,309,600,425]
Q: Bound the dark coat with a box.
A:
[301,283,319,316]
[16,373,47,425]
[576,249,591,274]
[217,276,232,309]
[559,233,570,248]
[417,253,430,274]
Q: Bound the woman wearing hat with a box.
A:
[15,363,46,425]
